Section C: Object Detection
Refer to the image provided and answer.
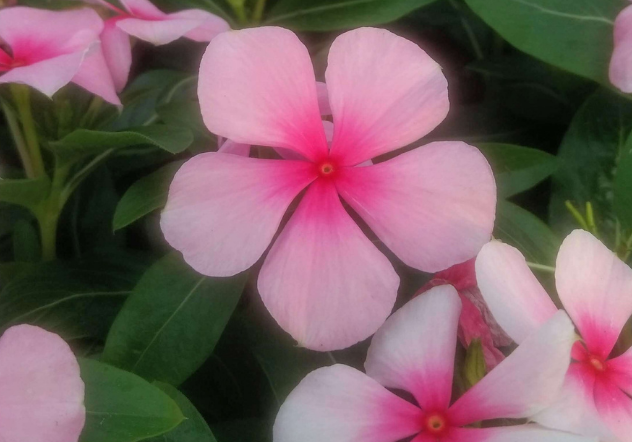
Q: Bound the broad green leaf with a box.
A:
[80,358,184,442]
[495,200,561,265]
[49,125,193,162]
[0,176,50,211]
[464,0,626,84]
[550,89,632,237]
[0,253,147,339]
[12,219,40,262]
[102,253,247,386]
[614,132,632,230]
[146,382,217,442]
[267,0,439,31]
[477,143,558,198]
[113,161,183,231]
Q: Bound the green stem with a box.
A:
[526,262,556,273]
[226,0,248,24]
[252,0,266,23]
[12,85,45,177]
[80,96,104,128]
[37,164,70,261]
[1,99,35,177]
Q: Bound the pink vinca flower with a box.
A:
[160,27,497,351]
[610,2,632,93]
[416,259,512,370]
[274,285,589,442]
[0,324,85,442]
[92,0,229,91]
[476,230,632,442]
[0,7,120,104]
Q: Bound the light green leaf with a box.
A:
[0,176,50,211]
[80,359,184,442]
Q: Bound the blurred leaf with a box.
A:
[0,261,35,285]
[267,0,439,31]
[212,419,270,442]
[614,132,632,230]
[146,382,217,442]
[464,0,625,84]
[80,358,184,442]
[113,161,183,231]
[462,339,486,388]
[12,219,40,262]
[156,101,209,136]
[0,176,50,211]
[102,253,247,386]
[152,0,234,24]
[477,143,558,198]
[550,89,632,237]
[495,200,561,265]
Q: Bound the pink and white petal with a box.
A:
[274,365,423,442]
[199,27,327,161]
[365,285,460,410]
[0,325,85,442]
[218,139,251,156]
[72,43,121,105]
[326,27,448,166]
[610,5,632,93]
[120,0,166,19]
[316,81,331,116]
[116,17,201,45]
[447,426,598,442]
[476,241,558,344]
[0,47,12,69]
[533,365,615,442]
[0,51,86,98]
[101,18,132,92]
[160,153,317,277]
[594,378,632,442]
[608,346,632,396]
[167,9,230,42]
[336,141,496,273]
[449,311,574,425]
[555,230,632,358]
[258,179,399,351]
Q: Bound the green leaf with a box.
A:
[146,382,217,442]
[267,0,439,31]
[0,176,50,211]
[12,219,40,262]
[49,125,194,162]
[464,0,625,84]
[80,358,184,442]
[102,253,247,386]
[212,419,270,442]
[113,161,183,231]
[463,339,486,388]
[477,143,558,198]
[495,200,561,265]
[614,133,632,230]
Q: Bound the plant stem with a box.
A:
[37,164,70,261]
[1,99,36,177]
[226,0,248,24]
[252,0,266,23]
[526,262,556,273]
[11,85,45,177]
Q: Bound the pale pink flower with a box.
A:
[416,259,512,370]
[0,324,85,442]
[274,285,588,442]
[610,3,632,93]
[0,7,120,104]
[476,230,632,441]
[91,0,230,91]
[161,27,497,351]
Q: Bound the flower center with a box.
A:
[318,162,336,177]
[587,355,607,373]
[423,412,449,435]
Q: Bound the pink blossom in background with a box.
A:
[161,26,497,351]
[0,7,120,104]
[610,3,632,93]
[476,230,632,442]
[416,259,512,370]
[273,286,588,442]
[91,0,230,91]
[0,325,85,442]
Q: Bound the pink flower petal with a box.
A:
[555,230,632,358]
[167,9,230,42]
[198,27,327,161]
[116,17,202,46]
[449,311,575,425]
[610,5,632,93]
[0,325,85,442]
[101,18,132,92]
[258,179,399,351]
[609,347,632,396]
[316,81,331,116]
[533,365,615,441]
[217,138,251,156]
[120,0,166,19]
[336,141,496,273]
[274,365,423,442]
[325,27,449,166]
[160,153,317,277]
[448,425,599,442]
[364,285,461,411]
[475,241,558,344]
[594,378,632,442]
[72,43,121,105]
